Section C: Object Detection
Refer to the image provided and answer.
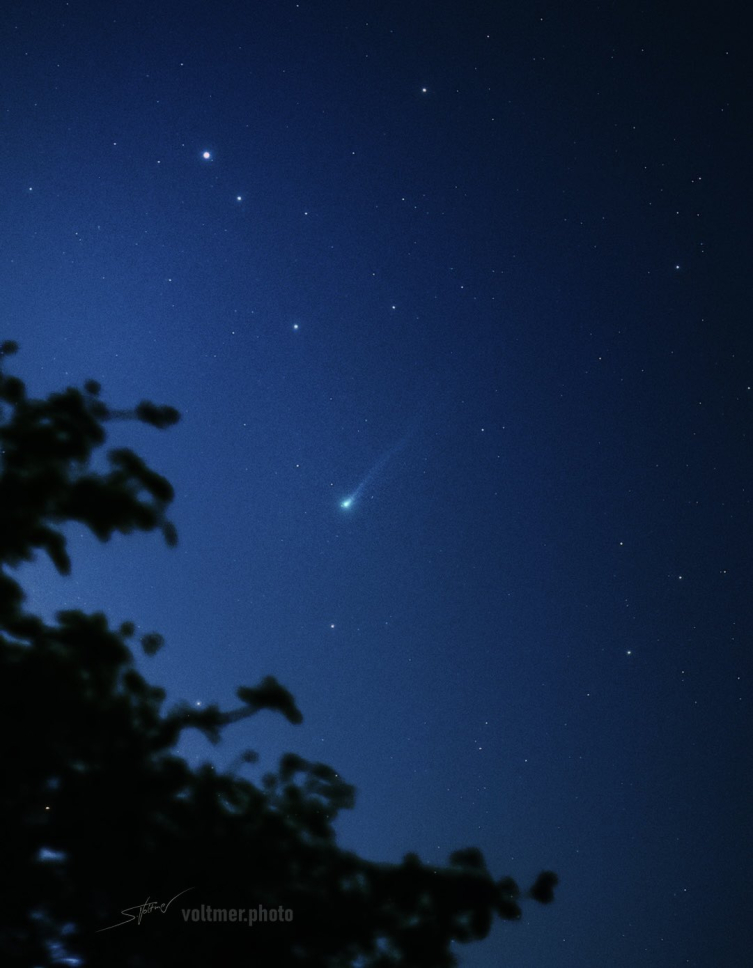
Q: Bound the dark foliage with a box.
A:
[0,342,556,966]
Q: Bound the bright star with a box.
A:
[202,151,211,160]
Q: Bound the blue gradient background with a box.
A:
[3,2,751,964]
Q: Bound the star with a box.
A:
[202,150,212,160]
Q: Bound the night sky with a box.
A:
[3,1,752,965]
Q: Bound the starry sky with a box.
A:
[3,1,752,965]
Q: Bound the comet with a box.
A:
[338,418,420,512]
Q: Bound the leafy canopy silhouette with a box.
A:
[0,340,557,967]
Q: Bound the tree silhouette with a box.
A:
[0,340,557,967]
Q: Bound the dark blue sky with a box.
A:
[3,1,751,964]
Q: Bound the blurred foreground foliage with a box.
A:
[0,341,556,967]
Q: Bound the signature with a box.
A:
[97,887,195,932]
